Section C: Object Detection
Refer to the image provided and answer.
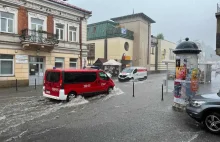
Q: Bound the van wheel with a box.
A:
[144,76,147,80]
[67,92,77,102]
[107,87,113,94]
[204,112,220,134]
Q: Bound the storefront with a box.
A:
[0,49,80,88]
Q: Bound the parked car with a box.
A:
[186,93,220,134]
[118,67,147,82]
[43,69,115,102]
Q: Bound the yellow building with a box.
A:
[87,13,155,70]
[87,21,134,69]
[0,0,91,87]
[150,37,176,71]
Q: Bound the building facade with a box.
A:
[150,37,176,71]
[87,20,134,69]
[111,13,155,69]
[0,0,91,87]
[216,4,220,56]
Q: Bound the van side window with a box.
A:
[99,72,108,80]
[46,72,60,82]
[64,72,97,84]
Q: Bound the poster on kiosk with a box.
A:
[174,55,199,105]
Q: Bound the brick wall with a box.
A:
[47,15,54,34]
[18,6,28,35]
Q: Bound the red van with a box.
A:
[43,69,115,101]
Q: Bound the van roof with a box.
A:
[126,67,146,69]
[46,68,102,72]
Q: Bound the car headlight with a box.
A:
[191,100,206,107]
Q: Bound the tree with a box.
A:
[156,33,164,40]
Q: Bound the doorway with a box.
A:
[29,56,44,86]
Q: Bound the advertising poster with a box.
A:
[190,68,199,92]
[174,57,187,104]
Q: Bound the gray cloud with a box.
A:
[71,0,219,49]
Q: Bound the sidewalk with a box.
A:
[0,85,42,97]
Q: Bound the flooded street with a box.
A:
[0,74,220,142]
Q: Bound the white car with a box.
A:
[118,67,147,82]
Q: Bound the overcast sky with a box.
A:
[71,0,219,49]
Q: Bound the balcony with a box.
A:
[19,29,59,51]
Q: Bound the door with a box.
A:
[97,71,109,92]
[133,68,138,80]
[31,18,44,42]
[29,57,44,86]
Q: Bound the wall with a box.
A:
[108,37,133,60]
[87,37,133,62]
[0,48,79,87]
[87,39,105,62]
[150,39,176,71]
[113,17,151,68]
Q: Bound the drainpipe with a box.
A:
[79,17,83,69]
[147,24,150,65]
[155,40,158,71]
[104,22,108,60]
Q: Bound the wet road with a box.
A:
[0,74,220,142]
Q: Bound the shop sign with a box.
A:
[15,55,28,64]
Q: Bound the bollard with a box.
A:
[133,81,134,97]
[16,79,18,91]
[162,84,164,101]
[35,78,36,90]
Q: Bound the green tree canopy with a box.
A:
[156,33,164,40]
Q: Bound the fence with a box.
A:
[150,62,175,71]
[0,79,41,93]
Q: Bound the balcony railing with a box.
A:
[19,29,59,45]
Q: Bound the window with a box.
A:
[64,72,97,84]
[124,42,129,51]
[0,54,13,76]
[169,49,175,60]
[31,18,44,42]
[0,12,14,33]
[99,72,108,80]
[69,58,78,68]
[93,27,96,33]
[46,72,60,83]
[69,26,77,42]
[56,23,64,40]
[151,47,155,54]
[55,57,64,68]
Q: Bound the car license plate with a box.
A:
[46,90,50,94]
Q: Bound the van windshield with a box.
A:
[46,72,60,83]
[122,68,134,73]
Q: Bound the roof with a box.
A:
[173,38,201,54]
[88,20,118,27]
[48,0,92,14]
[96,58,108,63]
[111,13,156,23]
[103,59,122,66]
